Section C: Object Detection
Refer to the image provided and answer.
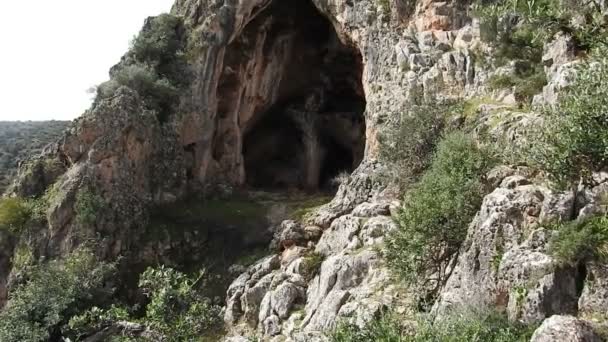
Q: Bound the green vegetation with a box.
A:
[301,251,325,280]
[0,197,32,233]
[527,51,608,189]
[487,64,547,103]
[549,216,608,266]
[475,0,608,53]
[0,121,69,193]
[385,132,495,297]
[138,267,221,340]
[0,247,116,342]
[331,311,536,342]
[290,195,333,221]
[95,14,187,123]
[379,104,450,191]
[74,188,105,226]
[68,266,222,342]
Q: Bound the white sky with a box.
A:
[0,0,175,121]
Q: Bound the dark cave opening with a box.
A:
[239,0,367,191]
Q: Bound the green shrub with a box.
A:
[301,251,325,280]
[67,305,130,340]
[131,14,184,72]
[138,267,222,341]
[549,216,608,266]
[0,247,116,342]
[528,52,608,189]
[379,104,451,191]
[331,311,536,342]
[0,197,31,233]
[64,266,222,341]
[75,188,105,226]
[488,65,547,104]
[385,132,495,297]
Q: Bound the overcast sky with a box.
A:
[0,0,175,121]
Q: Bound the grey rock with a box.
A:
[531,315,602,342]
[315,215,362,256]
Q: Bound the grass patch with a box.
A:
[301,251,325,280]
[331,310,536,342]
[289,196,333,221]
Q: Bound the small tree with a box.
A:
[385,132,495,298]
[379,104,449,191]
[529,52,608,189]
[139,266,222,341]
[0,248,115,342]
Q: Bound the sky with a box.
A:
[0,0,175,121]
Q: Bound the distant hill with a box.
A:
[0,121,70,194]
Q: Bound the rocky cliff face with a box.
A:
[4,0,608,341]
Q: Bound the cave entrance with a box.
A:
[238,0,366,192]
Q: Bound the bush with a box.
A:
[0,197,31,233]
[379,104,450,191]
[528,53,608,189]
[95,13,186,123]
[488,64,547,104]
[385,132,495,298]
[131,14,184,73]
[138,266,222,340]
[331,311,536,342]
[0,248,116,342]
[75,188,105,226]
[549,216,608,266]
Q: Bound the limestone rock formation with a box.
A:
[4,0,608,341]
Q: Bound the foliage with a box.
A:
[301,251,325,280]
[527,52,608,189]
[65,266,222,341]
[385,132,495,298]
[0,121,69,193]
[379,104,451,191]
[74,188,105,226]
[549,215,608,266]
[67,305,130,340]
[11,243,34,273]
[0,197,31,233]
[487,63,547,103]
[138,266,221,341]
[0,247,116,342]
[95,14,187,123]
[475,0,608,52]
[131,14,184,72]
[331,311,536,342]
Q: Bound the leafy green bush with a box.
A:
[549,216,608,266]
[132,15,182,62]
[385,132,495,297]
[0,248,116,342]
[528,52,608,189]
[0,197,31,233]
[379,104,450,191]
[67,305,130,340]
[332,311,536,342]
[75,188,105,226]
[94,14,186,123]
[138,266,221,340]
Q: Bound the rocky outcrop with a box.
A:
[433,170,579,323]
[530,315,603,342]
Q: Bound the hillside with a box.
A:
[0,0,607,341]
[0,121,69,194]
